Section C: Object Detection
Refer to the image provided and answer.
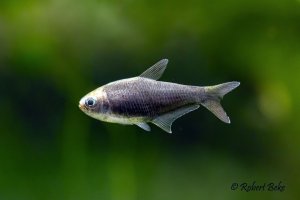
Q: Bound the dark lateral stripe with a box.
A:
[109,96,189,118]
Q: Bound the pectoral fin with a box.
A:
[139,59,168,80]
[136,122,151,132]
[152,104,200,133]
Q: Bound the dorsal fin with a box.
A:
[139,59,168,80]
[152,104,200,133]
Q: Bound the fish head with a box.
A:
[79,87,110,120]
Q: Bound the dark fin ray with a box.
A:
[152,105,199,133]
[139,59,168,80]
[202,81,240,123]
[136,122,151,132]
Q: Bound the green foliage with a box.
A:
[1,0,299,199]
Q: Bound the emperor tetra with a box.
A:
[79,59,240,133]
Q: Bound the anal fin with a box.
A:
[152,104,199,133]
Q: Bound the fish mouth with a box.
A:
[78,98,85,110]
[78,103,84,110]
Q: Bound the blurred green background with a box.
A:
[1,0,300,199]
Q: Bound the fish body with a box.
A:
[79,59,240,133]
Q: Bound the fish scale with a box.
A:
[104,78,197,118]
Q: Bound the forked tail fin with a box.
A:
[201,81,240,123]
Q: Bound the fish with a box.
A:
[79,59,240,133]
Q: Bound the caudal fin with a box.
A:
[201,81,240,123]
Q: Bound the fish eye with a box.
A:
[85,97,96,107]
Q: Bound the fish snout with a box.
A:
[79,98,86,110]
